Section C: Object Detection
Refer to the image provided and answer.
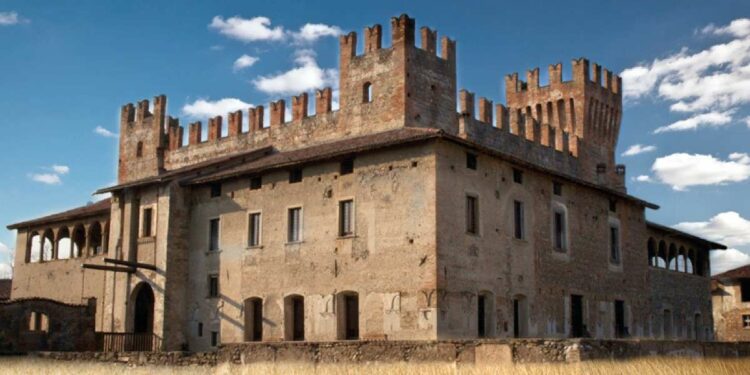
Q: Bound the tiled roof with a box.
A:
[713,264,750,280]
[7,199,111,230]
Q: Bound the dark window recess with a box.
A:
[210,331,218,347]
[210,183,222,198]
[514,200,525,240]
[610,226,620,263]
[615,300,626,338]
[513,168,523,184]
[289,168,303,183]
[340,158,354,175]
[339,200,354,236]
[142,208,153,237]
[248,213,261,247]
[288,208,302,242]
[466,196,478,235]
[209,218,220,251]
[741,279,750,302]
[553,182,563,196]
[609,199,617,212]
[208,275,219,298]
[466,153,478,170]
[554,211,566,250]
[250,176,262,190]
[197,322,203,337]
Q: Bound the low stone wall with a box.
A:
[0,298,97,352]
[33,339,750,366]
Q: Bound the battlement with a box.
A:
[505,58,621,97]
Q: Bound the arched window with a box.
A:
[136,142,144,158]
[89,222,103,255]
[57,227,72,260]
[244,297,263,342]
[647,238,656,267]
[678,246,687,272]
[687,249,695,274]
[362,82,372,103]
[42,229,54,261]
[658,240,667,268]
[668,243,678,271]
[72,225,86,258]
[28,232,41,263]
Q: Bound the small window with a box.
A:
[136,142,144,158]
[554,210,566,251]
[514,200,525,240]
[513,168,523,184]
[340,158,354,175]
[210,331,219,347]
[466,195,478,235]
[288,207,302,243]
[743,315,750,329]
[197,322,203,337]
[289,168,303,183]
[741,279,750,302]
[553,182,563,196]
[142,208,153,237]
[339,200,354,237]
[610,225,621,264]
[248,213,261,247]
[210,183,222,198]
[363,82,372,103]
[609,199,617,212]
[209,218,220,251]
[208,274,219,298]
[250,176,262,190]
[466,153,478,170]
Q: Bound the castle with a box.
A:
[7,14,726,351]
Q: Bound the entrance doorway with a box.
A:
[285,295,305,341]
[478,294,487,338]
[133,283,154,334]
[614,300,625,338]
[512,295,527,338]
[571,294,584,338]
[244,298,263,342]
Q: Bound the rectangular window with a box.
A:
[288,207,302,242]
[289,168,303,183]
[197,322,203,337]
[741,279,750,302]
[554,211,566,250]
[248,213,261,247]
[340,158,354,175]
[466,153,477,170]
[743,314,750,329]
[210,183,222,198]
[210,331,218,347]
[553,182,563,196]
[466,195,478,235]
[142,208,153,237]
[610,225,620,263]
[209,218,220,251]
[514,200,525,240]
[208,274,219,298]
[339,200,354,236]
[250,176,262,190]
[513,168,523,184]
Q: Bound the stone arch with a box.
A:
[28,231,41,263]
[243,297,263,342]
[88,222,103,256]
[687,248,695,274]
[657,240,667,268]
[667,243,677,271]
[72,224,86,258]
[56,227,72,260]
[678,246,687,272]
[130,282,155,334]
[647,238,656,267]
[41,229,54,261]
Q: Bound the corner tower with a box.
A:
[117,95,167,184]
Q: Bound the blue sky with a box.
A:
[1,0,750,276]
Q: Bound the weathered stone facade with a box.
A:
[7,14,726,352]
[712,265,750,341]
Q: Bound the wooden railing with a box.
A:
[96,332,162,352]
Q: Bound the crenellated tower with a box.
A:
[118,95,167,184]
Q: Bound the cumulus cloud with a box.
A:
[209,16,285,42]
[94,126,118,138]
[233,54,259,71]
[674,211,750,248]
[634,175,652,182]
[622,144,657,156]
[651,152,750,190]
[292,23,343,43]
[711,248,750,275]
[30,173,61,185]
[182,98,252,119]
[654,110,734,133]
[253,49,337,95]
[622,18,750,132]
[52,165,69,175]
[0,11,28,26]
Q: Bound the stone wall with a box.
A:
[713,280,750,341]
[0,298,96,352]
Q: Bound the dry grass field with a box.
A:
[1,357,750,375]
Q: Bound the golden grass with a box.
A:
[0,357,749,375]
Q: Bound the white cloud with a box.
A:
[654,110,734,133]
[674,211,750,248]
[622,144,657,156]
[651,152,750,190]
[253,49,337,95]
[701,18,750,38]
[292,23,343,43]
[711,248,750,275]
[209,16,285,42]
[634,175,652,182]
[209,45,224,51]
[0,262,10,279]
[182,98,252,119]
[0,242,9,256]
[30,173,61,185]
[51,165,69,175]
[94,126,118,138]
[744,116,750,128]
[0,11,27,26]
[233,54,259,71]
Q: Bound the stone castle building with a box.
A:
[7,15,726,351]
[712,265,750,341]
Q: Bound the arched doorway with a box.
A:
[244,297,263,342]
[133,283,155,334]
